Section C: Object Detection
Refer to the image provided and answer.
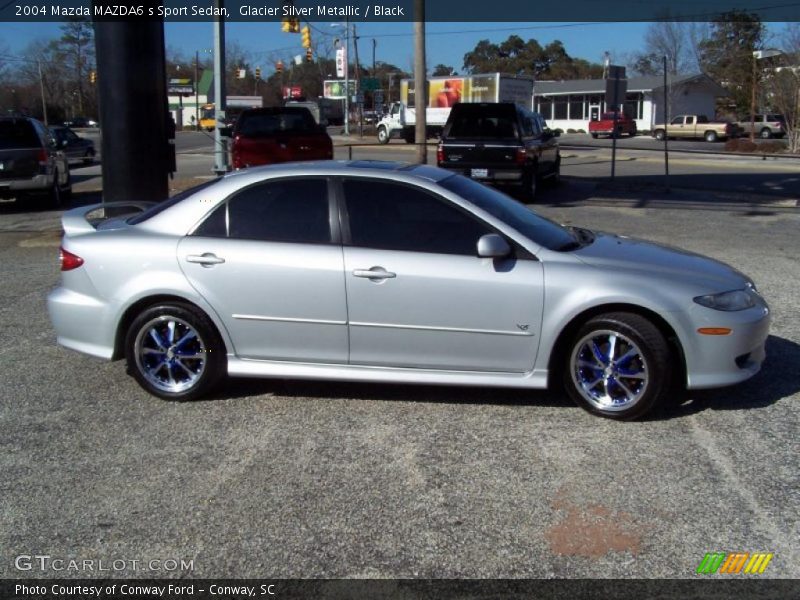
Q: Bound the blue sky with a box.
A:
[2,21,790,75]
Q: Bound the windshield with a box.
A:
[439,175,578,251]
[0,120,39,149]
[443,105,519,140]
[237,109,318,136]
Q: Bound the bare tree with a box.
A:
[630,21,696,76]
[765,24,800,152]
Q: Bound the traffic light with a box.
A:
[291,18,300,33]
[281,18,291,33]
[255,66,261,79]
[306,48,313,63]
[276,60,284,74]
[301,26,311,48]
[89,70,96,84]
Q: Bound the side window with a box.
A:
[521,116,534,137]
[193,179,330,243]
[670,117,683,125]
[685,116,695,125]
[343,179,492,255]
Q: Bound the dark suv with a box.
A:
[0,116,71,207]
[437,103,560,199]
[230,106,333,170]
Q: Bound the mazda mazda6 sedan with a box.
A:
[47,161,770,419]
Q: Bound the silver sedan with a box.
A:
[47,161,770,420]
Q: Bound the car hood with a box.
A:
[573,231,749,290]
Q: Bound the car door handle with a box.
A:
[353,268,396,280]
[186,253,225,267]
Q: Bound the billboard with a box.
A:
[323,80,356,99]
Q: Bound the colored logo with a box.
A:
[696,552,773,574]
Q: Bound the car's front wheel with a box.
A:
[125,303,225,401]
[377,126,390,144]
[562,312,671,420]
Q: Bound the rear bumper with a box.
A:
[0,174,52,196]
[47,286,115,360]
[438,165,524,184]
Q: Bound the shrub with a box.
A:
[757,141,786,154]
[725,138,758,153]
[577,129,586,134]
[566,128,577,134]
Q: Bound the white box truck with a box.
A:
[376,73,534,144]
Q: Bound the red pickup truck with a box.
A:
[589,112,637,138]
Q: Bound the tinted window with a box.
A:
[0,120,40,149]
[193,204,227,238]
[686,116,695,125]
[696,115,709,123]
[128,178,222,225]
[444,104,519,140]
[227,179,330,243]
[237,108,317,137]
[343,179,491,255]
[439,174,577,252]
[670,117,683,125]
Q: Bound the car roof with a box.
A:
[222,160,454,184]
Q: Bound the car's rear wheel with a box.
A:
[47,172,62,209]
[562,312,671,420]
[705,131,718,143]
[83,149,95,164]
[760,128,772,139]
[522,165,538,201]
[125,303,225,401]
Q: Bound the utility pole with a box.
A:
[344,19,350,136]
[212,1,229,175]
[413,0,427,164]
[195,50,200,130]
[352,24,362,137]
[37,60,48,126]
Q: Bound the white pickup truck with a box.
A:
[376,73,534,144]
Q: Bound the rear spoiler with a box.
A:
[61,202,156,236]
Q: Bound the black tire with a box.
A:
[759,128,772,139]
[561,312,672,420]
[47,172,62,209]
[125,302,225,401]
[522,164,538,201]
[654,129,665,141]
[590,133,598,139]
[704,130,718,143]
[547,156,561,187]
[83,149,95,164]
[377,126,390,144]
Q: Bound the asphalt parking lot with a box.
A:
[0,188,798,580]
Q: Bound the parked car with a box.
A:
[47,161,770,420]
[589,111,637,138]
[0,116,71,207]
[230,106,333,170]
[50,125,96,165]
[737,114,786,139]
[437,102,560,199]
[64,117,98,128]
[652,115,741,142]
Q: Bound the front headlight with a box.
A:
[693,289,756,311]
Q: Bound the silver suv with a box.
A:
[0,116,71,207]
[737,114,787,139]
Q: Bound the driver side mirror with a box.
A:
[477,233,511,258]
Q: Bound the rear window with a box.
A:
[767,114,785,123]
[0,120,40,149]
[696,116,709,123]
[237,109,318,137]
[443,105,519,140]
[127,178,222,225]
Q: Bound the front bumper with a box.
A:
[682,302,771,389]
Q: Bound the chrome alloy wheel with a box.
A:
[570,329,649,411]
[134,316,207,393]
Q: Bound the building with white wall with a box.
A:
[533,74,728,131]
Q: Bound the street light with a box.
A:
[751,49,783,141]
